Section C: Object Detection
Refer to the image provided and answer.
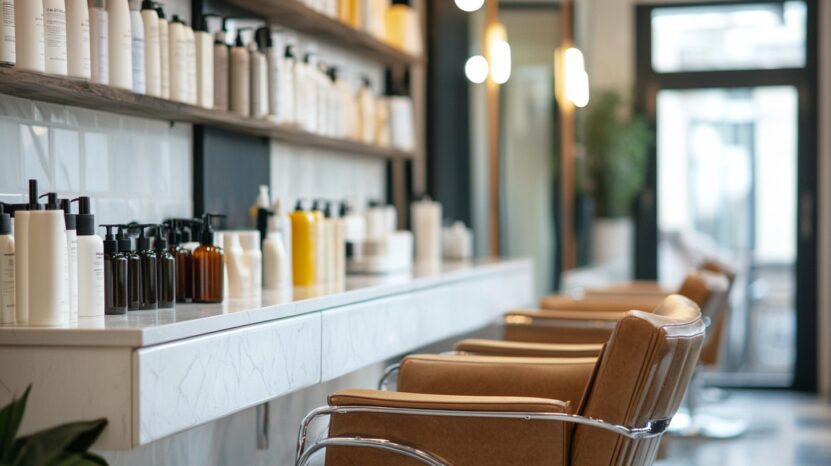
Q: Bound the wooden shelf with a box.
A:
[0,66,414,160]
[227,0,423,66]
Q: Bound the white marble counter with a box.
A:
[0,259,528,347]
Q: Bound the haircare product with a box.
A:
[411,197,442,264]
[184,21,196,104]
[290,201,316,287]
[375,96,391,147]
[213,18,229,111]
[365,0,387,40]
[385,0,421,55]
[14,180,41,324]
[365,200,386,240]
[156,4,168,98]
[15,0,45,72]
[223,232,249,298]
[0,204,14,324]
[311,200,326,284]
[72,197,104,318]
[119,225,141,310]
[135,225,157,309]
[129,0,145,94]
[442,221,473,261]
[341,201,365,260]
[297,51,318,132]
[358,77,376,144]
[28,193,69,326]
[249,36,267,119]
[322,203,336,284]
[0,0,15,65]
[250,185,270,226]
[332,202,346,284]
[89,0,108,84]
[195,16,213,109]
[154,224,175,308]
[107,0,132,90]
[168,15,186,102]
[65,0,90,79]
[269,197,292,284]
[180,219,201,252]
[192,213,224,303]
[60,198,78,321]
[140,0,160,96]
[229,28,250,117]
[100,225,127,315]
[262,230,287,290]
[43,0,68,76]
[168,220,191,303]
[239,231,261,295]
[256,27,279,120]
[277,44,296,125]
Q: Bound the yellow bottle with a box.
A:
[290,201,316,287]
[385,0,421,55]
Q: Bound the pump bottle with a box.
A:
[156,5,168,98]
[28,193,69,326]
[60,198,78,321]
[43,0,68,76]
[100,225,127,315]
[154,224,175,308]
[312,200,326,284]
[119,225,141,310]
[240,231,262,295]
[249,37,268,119]
[14,180,40,324]
[140,0,160,97]
[256,27,279,121]
[192,213,225,303]
[184,20,196,104]
[230,28,250,117]
[168,15,186,102]
[72,197,104,318]
[15,0,45,72]
[66,0,91,79]
[129,0,145,94]
[0,0,15,65]
[290,201,316,287]
[167,220,192,303]
[277,44,296,125]
[108,0,132,90]
[195,15,213,109]
[89,0,108,84]
[135,225,157,310]
[0,204,14,324]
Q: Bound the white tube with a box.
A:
[89,1,107,84]
[129,7,144,94]
[28,210,68,326]
[195,29,213,109]
[158,15,168,98]
[77,233,104,317]
[14,212,28,323]
[141,4,160,96]
[0,231,14,324]
[0,0,16,65]
[15,0,45,72]
[107,0,132,90]
[43,0,68,76]
[65,0,90,79]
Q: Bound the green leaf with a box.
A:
[53,452,109,466]
[11,419,107,466]
[0,386,31,462]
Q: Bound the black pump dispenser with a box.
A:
[72,197,95,236]
[0,204,11,236]
[155,3,166,20]
[136,225,154,251]
[39,193,60,210]
[284,44,295,59]
[235,28,250,47]
[116,225,133,253]
[155,224,169,250]
[60,198,77,231]
[171,14,183,25]
[141,0,155,11]
[27,179,42,210]
[199,214,225,246]
[198,13,218,33]
[100,225,119,254]
[256,27,272,50]
[294,199,305,212]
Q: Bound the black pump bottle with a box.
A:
[136,225,158,310]
[154,224,176,309]
[100,225,128,315]
[119,225,142,310]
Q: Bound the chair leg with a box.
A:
[669,368,747,439]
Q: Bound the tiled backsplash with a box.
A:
[0,94,194,227]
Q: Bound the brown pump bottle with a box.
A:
[192,213,225,303]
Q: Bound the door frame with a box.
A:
[634,0,819,391]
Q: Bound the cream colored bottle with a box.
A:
[223,233,250,298]
[14,210,29,324]
[43,0,68,76]
[229,30,250,117]
[184,22,196,104]
[168,16,186,102]
[156,6,168,99]
[213,27,229,111]
[358,77,376,144]
[240,232,262,295]
[195,19,213,109]
[262,231,287,291]
[107,0,132,91]
[140,0,160,97]
[0,207,14,324]
[89,0,108,84]
[277,44,296,125]
[0,0,15,65]
[249,40,267,119]
[15,0,45,72]
[65,0,90,79]
[28,198,69,327]
[129,2,145,94]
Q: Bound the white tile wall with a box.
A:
[0,94,193,227]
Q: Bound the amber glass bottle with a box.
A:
[168,220,192,303]
[118,226,142,310]
[192,214,225,303]
[154,225,176,308]
[100,225,128,315]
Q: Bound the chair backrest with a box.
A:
[570,295,705,466]
[676,270,729,326]
[698,260,737,366]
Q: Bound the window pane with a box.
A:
[651,1,806,72]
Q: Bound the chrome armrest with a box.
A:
[296,404,671,466]
[296,436,447,466]
[378,363,401,391]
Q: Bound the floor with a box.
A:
[657,390,831,466]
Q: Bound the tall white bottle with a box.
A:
[107,0,132,90]
[156,5,168,99]
[168,15,186,102]
[229,29,250,117]
[262,231,287,291]
[28,195,68,327]
[277,45,296,125]
[89,0,108,84]
[256,27,279,121]
[65,0,90,79]
[129,1,144,94]
[72,197,104,318]
[240,232,262,295]
[0,206,14,324]
[223,233,250,298]
[195,18,213,109]
[140,0,160,97]
[60,199,78,321]
[15,0,45,72]
[184,23,196,104]
[249,40,267,119]
[43,0,68,75]
[213,26,229,111]
[0,0,15,65]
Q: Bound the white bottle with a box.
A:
[223,233,250,298]
[72,197,104,318]
[256,27,279,121]
[213,27,229,111]
[89,0,107,84]
[16,0,45,72]
[249,40,267,119]
[107,0,132,91]
[168,15,186,102]
[229,30,250,117]
[335,71,355,139]
[411,197,442,264]
[195,19,213,109]
[277,44,296,125]
[240,231,262,294]
[129,2,144,94]
[262,231,287,290]
[43,0,68,76]
[156,6,168,99]
[269,197,292,287]
[376,96,391,147]
[28,202,69,326]
[140,0,160,97]
[65,0,90,79]
[0,0,15,65]
[13,210,28,323]
[184,22,196,104]
[0,207,14,324]
[358,77,376,144]
[332,210,345,285]
[61,200,78,321]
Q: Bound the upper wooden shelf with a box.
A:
[0,66,414,160]
[227,0,424,66]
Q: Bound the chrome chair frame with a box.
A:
[295,404,671,466]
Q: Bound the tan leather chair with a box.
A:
[295,295,705,466]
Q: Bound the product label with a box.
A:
[94,251,105,307]
[1,252,14,322]
[0,1,15,63]
[44,7,67,55]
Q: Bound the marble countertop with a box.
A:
[0,259,529,348]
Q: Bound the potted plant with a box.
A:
[580,90,653,273]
